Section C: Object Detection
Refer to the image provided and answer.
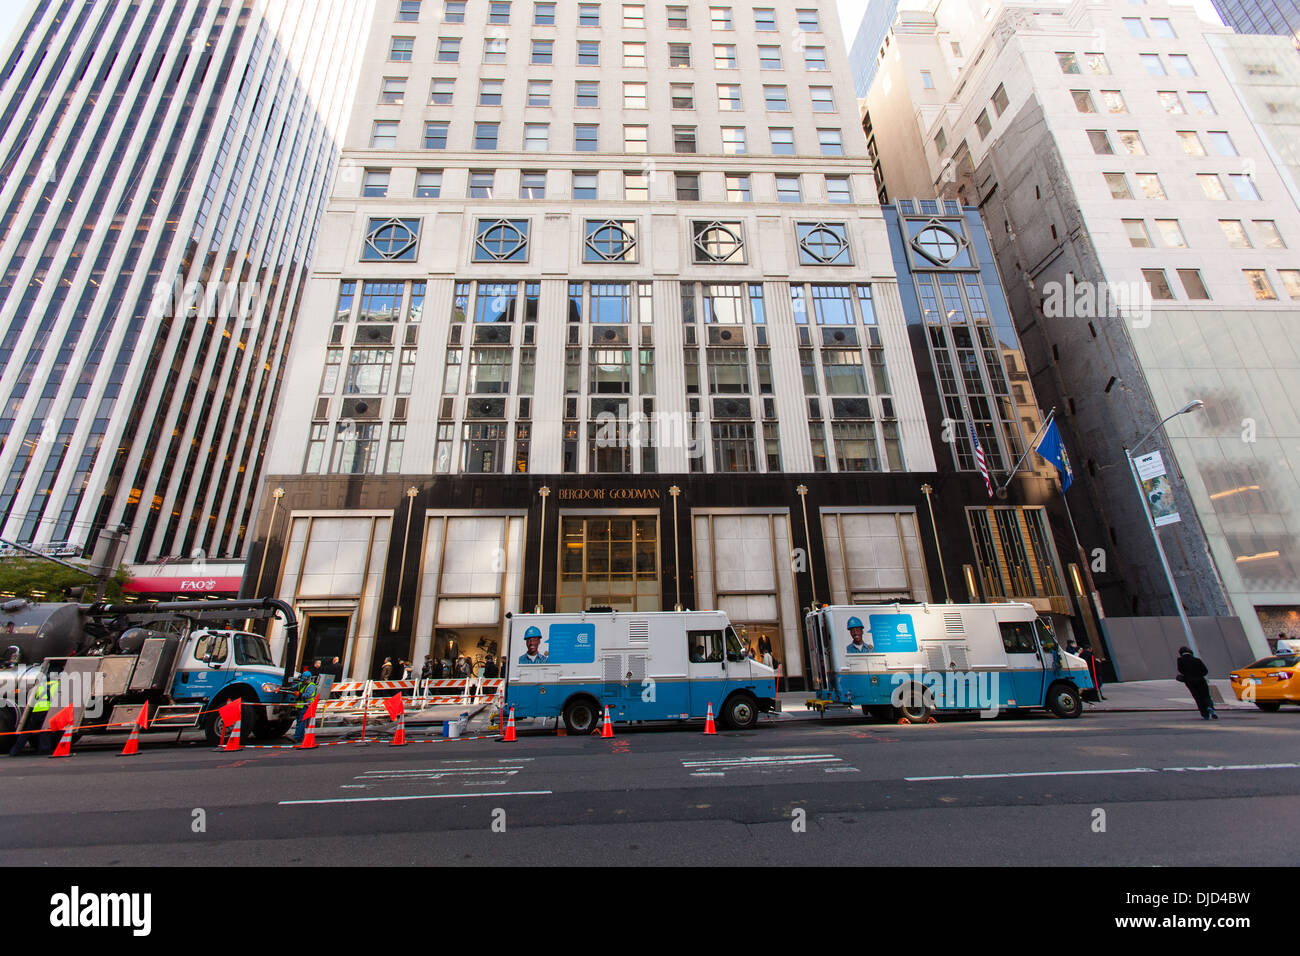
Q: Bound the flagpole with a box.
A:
[994,407,1056,497]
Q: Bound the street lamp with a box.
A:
[920,484,951,603]
[390,486,419,632]
[669,485,682,611]
[247,487,285,630]
[535,486,550,613]
[1124,399,1204,656]
[795,484,817,607]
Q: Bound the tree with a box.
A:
[0,559,129,603]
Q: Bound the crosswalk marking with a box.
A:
[682,752,853,776]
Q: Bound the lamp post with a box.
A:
[921,483,951,603]
[669,485,682,611]
[535,486,550,613]
[390,486,419,632]
[1124,399,1204,656]
[796,484,817,607]
[247,487,285,630]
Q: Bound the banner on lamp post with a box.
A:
[1134,451,1181,527]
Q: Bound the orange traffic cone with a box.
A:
[50,706,75,758]
[704,702,717,735]
[298,699,319,749]
[600,705,614,738]
[223,711,242,752]
[502,706,517,742]
[555,717,566,737]
[391,710,407,747]
[120,703,148,756]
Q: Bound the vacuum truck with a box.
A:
[0,598,301,746]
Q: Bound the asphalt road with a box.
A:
[2,709,1297,866]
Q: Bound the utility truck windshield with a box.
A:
[234,634,275,666]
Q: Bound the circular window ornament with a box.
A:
[476,219,528,261]
[914,225,961,264]
[586,221,637,262]
[694,222,744,263]
[367,219,419,260]
[799,224,851,265]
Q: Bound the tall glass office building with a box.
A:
[1211,0,1300,45]
[0,0,373,592]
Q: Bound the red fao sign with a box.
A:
[124,576,243,594]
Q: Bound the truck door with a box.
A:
[804,613,830,694]
[177,633,230,700]
[686,628,726,717]
[997,621,1045,709]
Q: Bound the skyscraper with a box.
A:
[0,0,374,593]
[251,0,1077,682]
[1211,0,1300,47]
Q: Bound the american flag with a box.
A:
[968,419,993,497]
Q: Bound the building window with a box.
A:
[1199,174,1227,200]
[1085,52,1109,74]
[992,83,1009,114]
[463,424,508,474]
[332,423,381,475]
[721,127,747,154]
[1087,130,1114,154]
[535,2,556,25]
[1104,172,1133,200]
[718,84,742,111]
[1219,219,1251,248]
[437,37,460,62]
[524,123,550,151]
[359,281,403,322]
[363,170,390,197]
[624,172,649,201]
[669,43,691,68]
[934,128,947,152]
[798,8,820,30]
[1177,130,1205,155]
[1188,91,1215,115]
[713,423,757,472]
[833,422,881,472]
[715,44,738,68]
[1123,17,1147,38]
[811,86,834,112]
[1057,52,1080,74]
[578,40,600,66]
[484,38,507,63]
[469,171,495,198]
[673,126,698,154]
[921,70,934,89]
[532,40,553,64]
[817,129,843,156]
[624,124,649,152]
[667,5,688,28]
[372,121,399,148]
[770,128,795,154]
[1230,174,1261,200]
[798,223,851,265]
[390,37,415,61]
[1159,90,1184,114]
[474,123,499,150]
[1169,53,1195,76]
[676,172,701,202]
[755,7,776,30]
[416,170,442,198]
[474,219,530,262]
[776,175,802,203]
[967,507,1064,600]
[1136,172,1165,199]
[575,124,599,151]
[576,81,599,108]
[624,4,645,28]
[423,121,449,149]
[444,1,466,22]
[1142,268,1175,300]
[1177,269,1210,300]
[1244,269,1277,300]
[826,176,852,204]
[558,517,660,612]
[586,221,638,263]
[1102,90,1127,113]
[804,46,828,70]
[430,78,454,104]
[625,42,647,67]
[526,80,551,107]
[579,2,600,26]
[759,45,782,70]
[480,79,504,106]
[397,0,422,21]
[1140,53,1165,76]
[1155,219,1186,248]
[573,172,598,200]
[711,6,734,29]
[1254,220,1286,248]
[1277,270,1300,299]
[726,174,751,202]
[489,1,511,24]
[1151,17,1176,37]
[693,221,745,263]
[1123,219,1152,248]
[763,85,789,111]
[520,171,547,199]
[363,218,421,261]
[1207,131,1237,156]
[1070,90,1096,113]
[671,83,695,109]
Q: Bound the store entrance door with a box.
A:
[302,615,350,675]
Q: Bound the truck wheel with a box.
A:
[1046,683,1083,718]
[722,694,758,730]
[892,683,935,724]
[563,698,600,735]
[1255,701,1281,712]
[203,698,256,745]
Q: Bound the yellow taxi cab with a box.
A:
[1229,652,1300,711]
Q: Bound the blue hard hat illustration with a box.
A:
[847,617,864,629]
[524,626,543,639]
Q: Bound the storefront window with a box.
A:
[558,516,660,611]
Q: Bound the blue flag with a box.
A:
[1034,419,1074,491]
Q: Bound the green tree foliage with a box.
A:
[0,559,129,603]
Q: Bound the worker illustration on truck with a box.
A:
[518,627,548,664]
[845,617,873,654]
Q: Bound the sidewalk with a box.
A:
[774,678,1252,717]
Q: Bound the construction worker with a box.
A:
[291,669,319,744]
[9,670,60,756]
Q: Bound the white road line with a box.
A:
[1163,763,1300,773]
[281,790,553,806]
[682,754,838,767]
[359,767,525,776]
[690,772,726,777]
[357,770,521,780]
[906,768,1158,781]
[824,767,861,773]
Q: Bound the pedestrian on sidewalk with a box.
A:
[380,657,394,680]
[1080,643,1105,700]
[1176,646,1217,720]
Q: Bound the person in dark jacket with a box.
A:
[1079,644,1105,699]
[1176,646,1217,719]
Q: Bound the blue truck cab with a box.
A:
[504,610,779,734]
[170,628,298,737]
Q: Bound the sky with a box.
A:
[0,4,23,54]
